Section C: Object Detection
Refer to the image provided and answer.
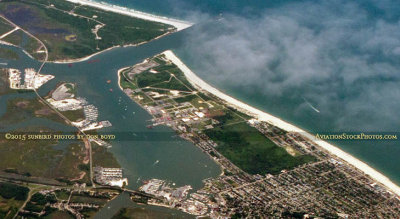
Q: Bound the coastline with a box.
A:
[117,67,130,91]
[49,26,175,64]
[64,0,193,31]
[162,50,400,197]
[51,45,119,64]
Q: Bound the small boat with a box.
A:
[106,80,111,84]
[109,88,113,92]
[146,125,153,129]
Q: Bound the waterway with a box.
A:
[0,29,220,217]
[94,0,400,186]
[1,0,399,217]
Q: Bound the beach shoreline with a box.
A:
[64,0,193,31]
[162,50,400,197]
[117,67,130,91]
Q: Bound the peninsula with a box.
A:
[118,51,400,218]
[0,0,191,62]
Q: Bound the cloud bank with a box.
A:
[182,0,400,132]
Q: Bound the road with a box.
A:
[0,14,97,218]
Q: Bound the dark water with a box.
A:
[94,192,193,219]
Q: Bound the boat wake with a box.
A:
[302,97,320,113]
[152,160,160,166]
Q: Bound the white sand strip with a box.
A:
[162,50,400,197]
[64,0,193,31]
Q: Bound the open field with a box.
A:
[0,47,19,60]
[0,129,88,181]
[92,144,120,168]
[205,122,315,175]
[0,0,175,61]
[43,210,75,219]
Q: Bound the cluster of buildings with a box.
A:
[139,179,209,215]
[8,68,54,89]
[47,98,83,111]
[173,120,400,218]
[94,167,128,187]
[45,84,112,133]
[123,55,400,218]
[136,93,400,217]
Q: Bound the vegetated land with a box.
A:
[0,47,19,60]
[92,144,120,168]
[23,192,57,215]
[0,17,13,34]
[122,56,195,92]
[205,122,316,175]
[43,210,75,219]
[0,182,29,219]
[0,68,14,95]
[0,130,88,181]
[0,0,175,61]
[70,194,109,206]
[112,207,191,219]
[119,53,315,176]
[0,97,84,125]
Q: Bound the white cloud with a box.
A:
[182,0,400,131]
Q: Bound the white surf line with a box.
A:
[0,27,19,40]
[162,50,400,197]
[64,0,193,31]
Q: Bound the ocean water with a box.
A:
[95,0,400,184]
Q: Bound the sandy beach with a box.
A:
[117,66,130,91]
[65,0,193,31]
[162,50,400,197]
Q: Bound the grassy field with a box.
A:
[0,17,13,35]
[0,0,175,61]
[205,122,316,175]
[123,57,195,92]
[0,47,19,60]
[43,210,75,219]
[92,144,120,168]
[54,190,70,201]
[0,128,89,181]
